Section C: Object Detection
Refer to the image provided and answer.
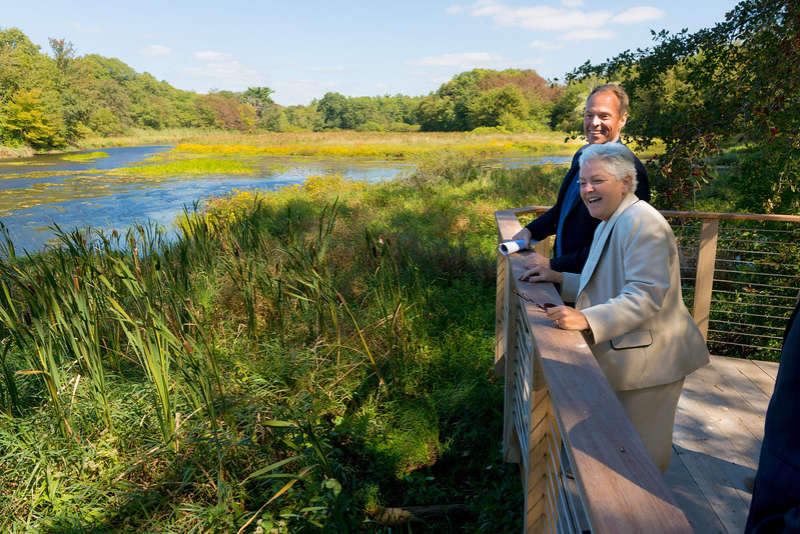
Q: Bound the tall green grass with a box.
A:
[0,154,564,532]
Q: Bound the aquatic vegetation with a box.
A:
[61,151,109,162]
[111,157,256,176]
[0,161,571,531]
[176,137,576,160]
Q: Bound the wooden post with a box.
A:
[526,353,552,533]
[494,252,510,377]
[502,287,522,464]
[693,218,720,340]
[534,236,552,258]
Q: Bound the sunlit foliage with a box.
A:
[572,0,799,213]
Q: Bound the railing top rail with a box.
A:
[496,210,693,533]
[503,206,800,223]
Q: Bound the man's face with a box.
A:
[583,91,627,144]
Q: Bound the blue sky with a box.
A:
[3,0,740,105]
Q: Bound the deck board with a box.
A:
[663,448,727,534]
[667,356,779,534]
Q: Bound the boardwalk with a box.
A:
[665,355,778,534]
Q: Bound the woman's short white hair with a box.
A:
[579,143,638,190]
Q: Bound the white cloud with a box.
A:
[69,22,102,33]
[184,58,265,88]
[612,6,665,24]
[271,79,338,105]
[193,50,232,61]
[559,29,616,41]
[140,44,172,57]
[310,65,346,72]
[455,1,663,32]
[407,52,504,67]
[446,4,465,13]
[463,1,613,31]
[529,40,563,50]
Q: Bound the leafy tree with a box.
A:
[470,84,529,128]
[48,38,75,76]
[284,104,322,131]
[1,88,64,147]
[571,0,799,213]
[415,95,456,131]
[317,92,351,129]
[242,86,274,118]
[88,107,123,135]
[260,105,288,131]
[549,77,601,132]
[0,28,52,101]
[416,68,562,131]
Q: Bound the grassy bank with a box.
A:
[0,156,563,532]
[76,129,583,159]
[0,145,35,159]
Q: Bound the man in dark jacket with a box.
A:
[513,84,649,274]
[745,294,800,533]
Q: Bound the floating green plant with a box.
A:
[111,157,256,177]
[61,151,110,162]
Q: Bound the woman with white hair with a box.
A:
[521,142,709,472]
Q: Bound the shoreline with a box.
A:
[1,129,587,161]
[0,145,35,159]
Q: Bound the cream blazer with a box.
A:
[561,193,709,391]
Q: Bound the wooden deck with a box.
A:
[665,355,778,534]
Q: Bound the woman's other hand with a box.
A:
[524,252,550,270]
[545,306,590,331]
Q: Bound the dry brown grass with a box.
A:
[0,145,35,159]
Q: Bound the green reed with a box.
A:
[0,159,572,531]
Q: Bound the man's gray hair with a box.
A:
[579,143,638,190]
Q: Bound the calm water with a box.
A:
[0,146,569,252]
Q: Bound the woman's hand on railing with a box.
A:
[545,306,590,331]
[519,264,563,285]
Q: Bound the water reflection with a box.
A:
[0,146,568,252]
[0,145,173,175]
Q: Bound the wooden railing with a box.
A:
[496,206,800,533]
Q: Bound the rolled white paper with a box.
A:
[498,239,528,255]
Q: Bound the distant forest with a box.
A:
[2,0,796,217]
[0,27,598,149]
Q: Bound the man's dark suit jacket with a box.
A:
[745,299,800,533]
[524,145,649,273]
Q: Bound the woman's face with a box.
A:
[579,159,632,221]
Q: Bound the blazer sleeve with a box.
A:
[580,212,671,344]
[525,204,559,242]
[524,150,582,241]
[561,272,581,303]
[550,245,590,274]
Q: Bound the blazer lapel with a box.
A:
[578,193,640,295]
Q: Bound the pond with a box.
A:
[0,146,570,252]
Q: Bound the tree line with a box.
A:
[0,27,598,149]
[0,29,272,149]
